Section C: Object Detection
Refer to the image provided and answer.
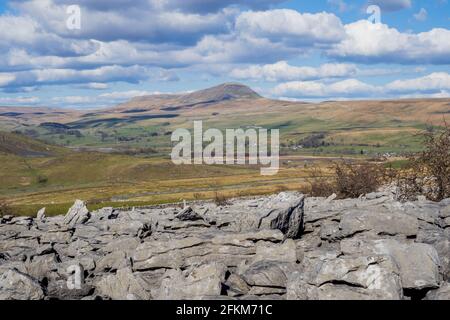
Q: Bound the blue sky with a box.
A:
[0,0,449,108]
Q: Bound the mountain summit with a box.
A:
[180,83,261,104]
[117,83,262,111]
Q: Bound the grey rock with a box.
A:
[260,193,305,239]
[89,207,117,222]
[443,217,450,228]
[225,273,250,297]
[155,262,226,300]
[425,282,450,300]
[241,261,298,288]
[339,209,418,238]
[40,230,72,244]
[47,279,94,300]
[439,205,450,218]
[95,251,130,272]
[0,192,448,300]
[64,200,90,227]
[320,221,341,241]
[372,239,441,290]
[253,239,299,263]
[231,192,305,238]
[95,267,152,300]
[287,254,403,300]
[0,268,45,300]
[36,208,46,222]
[175,206,204,221]
[25,254,59,281]
[103,237,140,255]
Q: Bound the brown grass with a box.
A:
[0,201,13,217]
[213,192,231,206]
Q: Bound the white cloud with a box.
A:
[413,8,428,21]
[328,20,450,64]
[0,73,16,86]
[11,0,233,45]
[328,0,348,12]
[272,78,380,98]
[0,0,449,103]
[98,90,156,100]
[185,10,347,65]
[48,90,168,109]
[368,0,411,12]
[0,96,40,105]
[51,96,94,104]
[0,65,151,89]
[81,83,109,90]
[271,72,450,100]
[230,61,358,81]
[0,14,98,57]
[397,91,450,99]
[235,9,345,46]
[386,72,450,93]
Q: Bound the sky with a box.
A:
[0,0,449,109]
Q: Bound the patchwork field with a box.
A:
[0,84,449,215]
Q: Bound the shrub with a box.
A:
[334,162,387,198]
[397,122,450,201]
[306,162,388,199]
[306,166,336,197]
[213,192,230,206]
[193,193,202,200]
[274,185,288,193]
[0,201,13,217]
[37,175,48,184]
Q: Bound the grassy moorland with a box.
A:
[0,151,335,216]
[1,85,449,215]
[0,132,337,215]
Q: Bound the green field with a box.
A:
[1,91,449,216]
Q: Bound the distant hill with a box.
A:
[0,131,66,157]
[114,83,263,112]
[179,82,261,104]
[0,83,450,156]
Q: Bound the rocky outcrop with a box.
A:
[0,191,448,300]
[63,200,90,227]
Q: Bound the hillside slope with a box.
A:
[0,131,67,157]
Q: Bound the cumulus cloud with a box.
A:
[386,72,450,93]
[78,82,109,90]
[149,0,287,13]
[271,72,450,99]
[0,0,449,105]
[0,14,99,57]
[230,61,358,81]
[52,0,286,14]
[272,79,380,98]
[328,20,450,64]
[235,9,345,46]
[0,65,151,89]
[49,90,166,108]
[11,0,233,45]
[367,0,411,12]
[0,73,15,86]
[185,10,346,65]
[0,96,40,105]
